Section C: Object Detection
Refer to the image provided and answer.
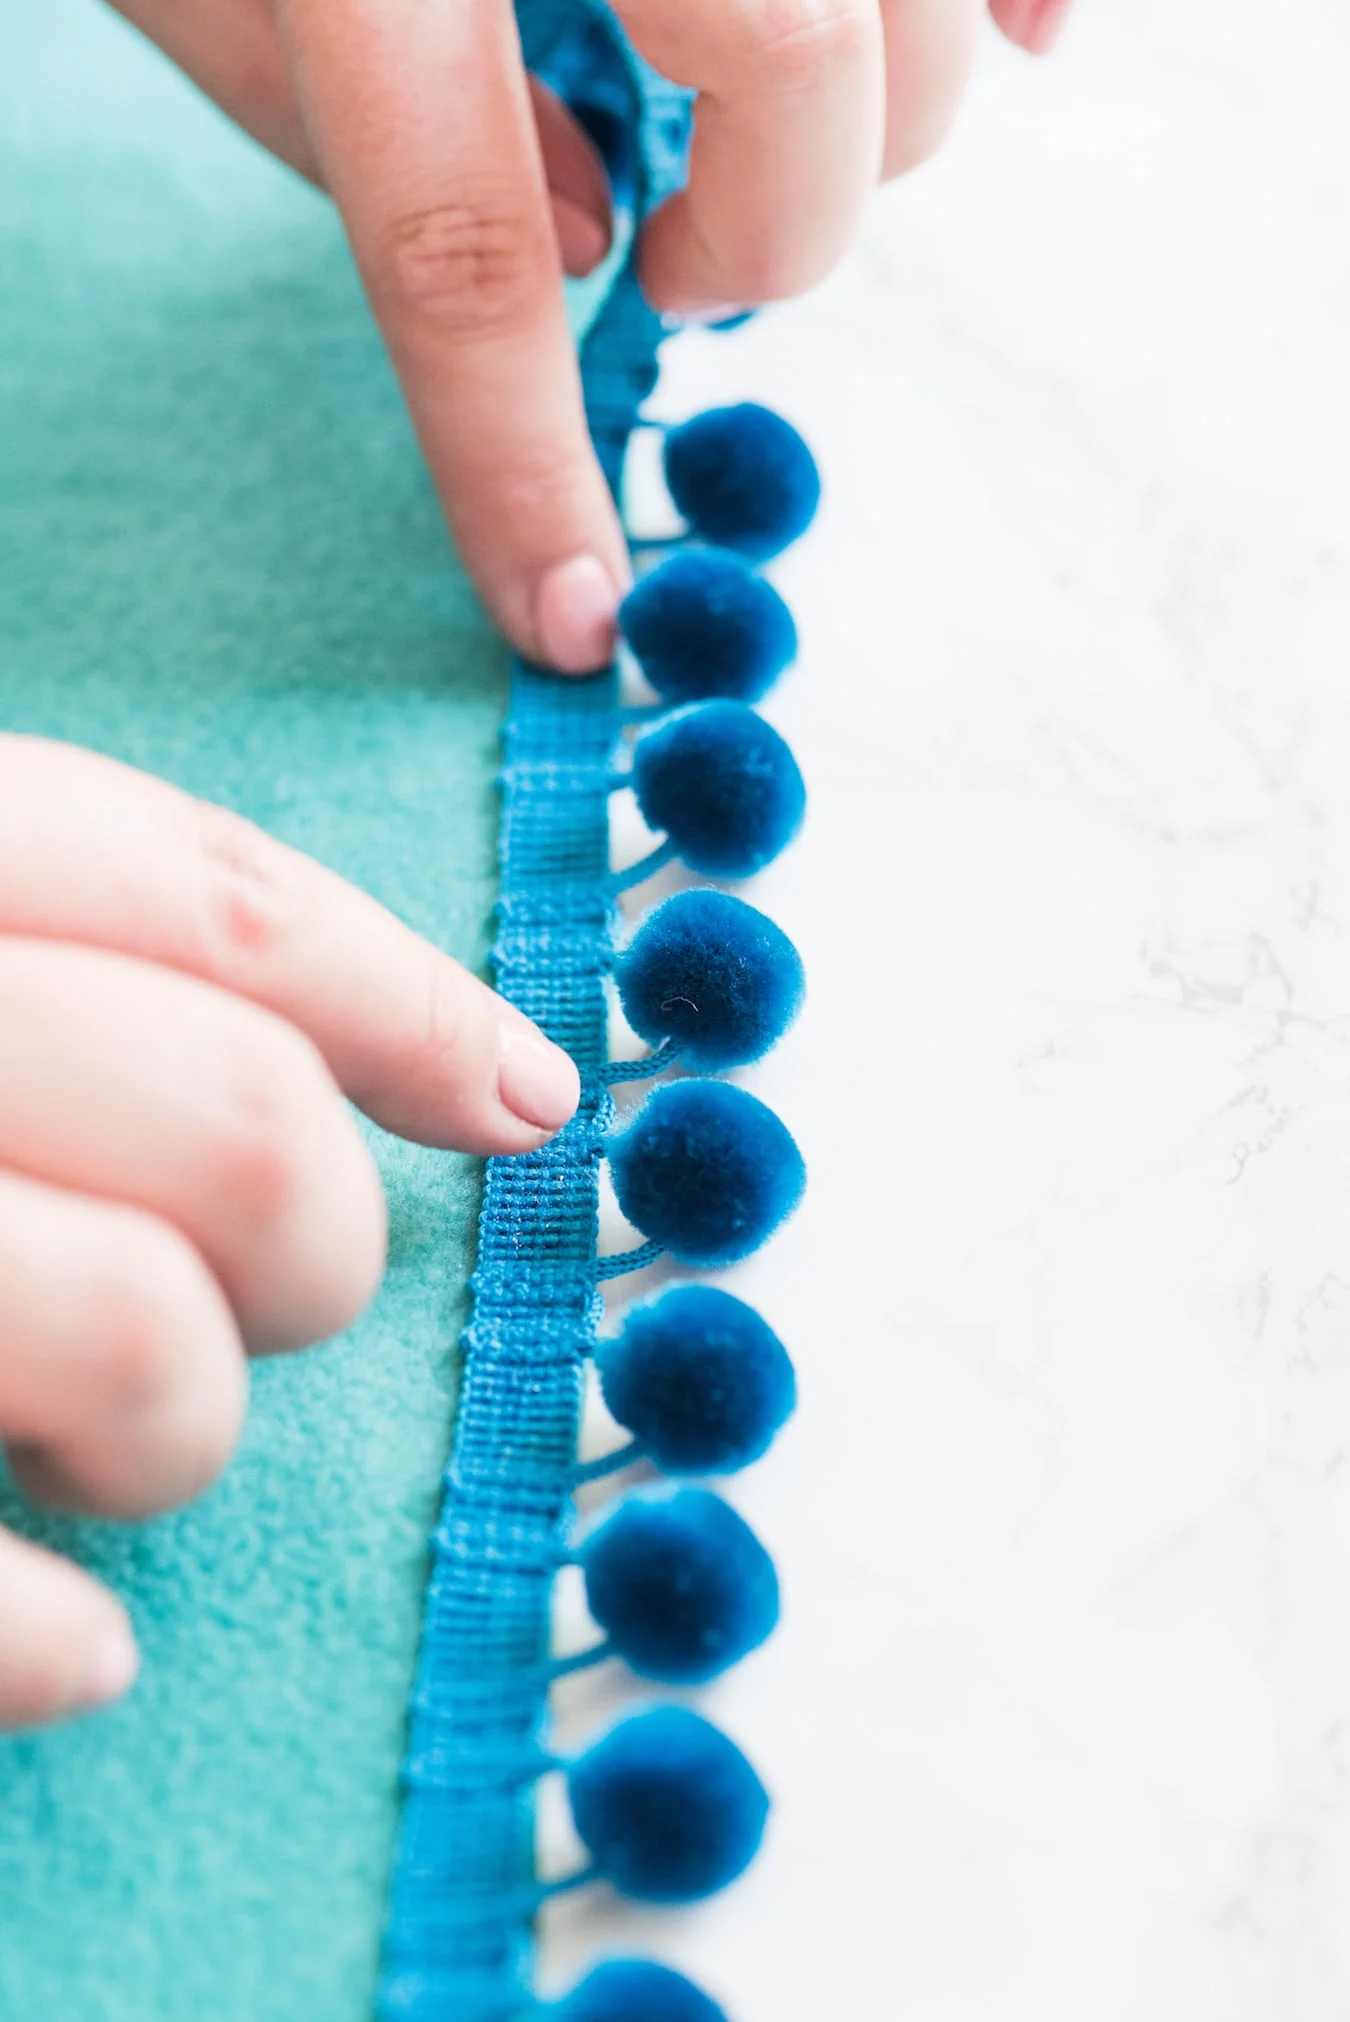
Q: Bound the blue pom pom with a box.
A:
[607,1081,805,1268]
[663,404,821,562]
[631,702,805,880]
[596,1285,796,1474]
[567,1706,770,1903]
[615,889,805,1072]
[620,550,797,706]
[550,1961,728,2022]
[579,1488,779,1684]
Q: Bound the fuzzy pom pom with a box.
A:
[620,550,797,706]
[630,702,805,879]
[615,889,804,1072]
[663,404,820,561]
[579,1488,779,1684]
[607,1081,805,1268]
[595,1285,796,1475]
[550,1960,728,2022]
[567,1706,770,1903]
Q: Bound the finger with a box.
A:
[106,0,323,181]
[876,0,984,180]
[0,1529,137,1730]
[616,0,886,316]
[0,938,386,1355]
[528,75,614,278]
[276,0,630,670]
[0,736,579,1156]
[988,0,1073,56]
[0,1170,245,1521]
[105,1,614,273]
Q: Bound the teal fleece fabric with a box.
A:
[0,5,543,2016]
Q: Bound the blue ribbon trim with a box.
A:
[378,11,691,2017]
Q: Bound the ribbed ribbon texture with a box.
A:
[379,8,691,2017]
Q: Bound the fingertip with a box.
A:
[272,1114,388,1354]
[1024,4,1070,55]
[533,554,624,673]
[352,951,580,1157]
[0,1538,140,1730]
[82,1611,140,1711]
[553,194,612,278]
[634,202,701,319]
[990,0,1072,56]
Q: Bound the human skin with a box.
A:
[0,738,580,1727]
[107,0,1074,672]
[2,0,1073,1728]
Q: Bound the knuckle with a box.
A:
[82,1244,187,1414]
[4,1647,72,1728]
[317,1210,385,1344]
[189,800,306,986]
[66,1228,241,1514]
[372,187,549,338]
[1,1445,94,1525]
[207,1024,322,1228]
[161,1398,241,1510]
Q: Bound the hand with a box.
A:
[0,737,580,1729]
[107,0,1071,673]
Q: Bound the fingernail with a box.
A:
[534,555,621,674]
[497,1027,581,1133]
[80,1619,139,1711]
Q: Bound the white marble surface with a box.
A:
[543,3,1350,2016]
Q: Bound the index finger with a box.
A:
[275,0,630,672]
[0,737,579,1156]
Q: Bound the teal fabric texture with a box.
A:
[2,3,808,2018]
[0,7,506,2018]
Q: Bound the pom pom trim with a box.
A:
[382,20,816,2018]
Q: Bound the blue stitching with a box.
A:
[379,669,619,2022]
[378,12,690,2018]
